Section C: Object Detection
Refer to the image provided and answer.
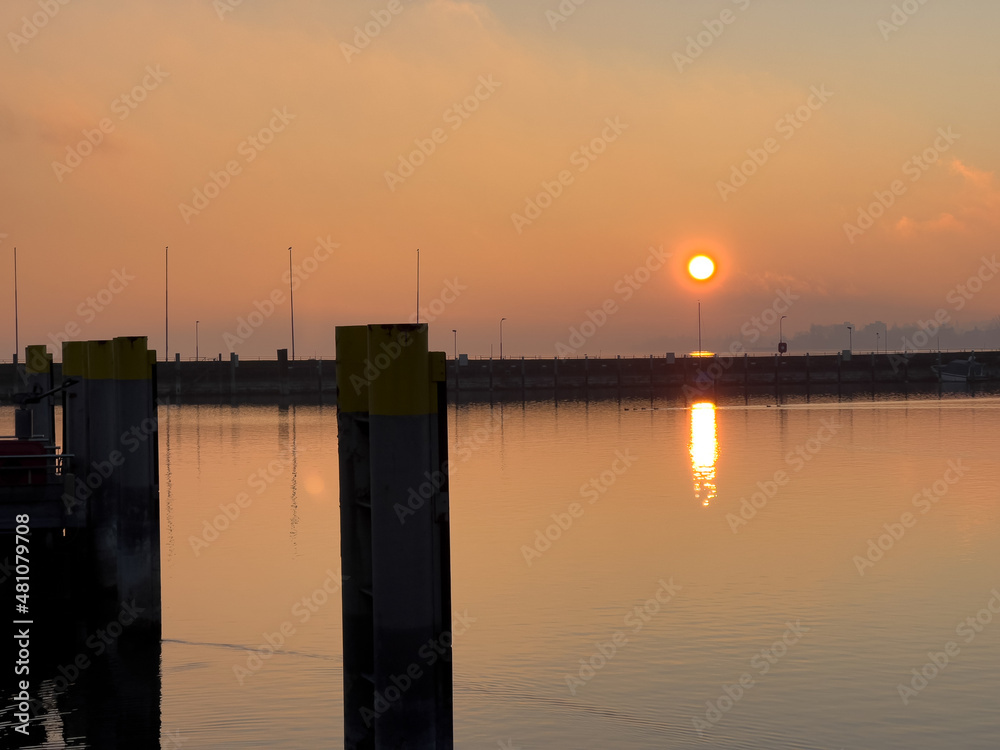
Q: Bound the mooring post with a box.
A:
[62,342,90,517]
[553,356,559,404]
[25,345,55,444]
[230,352,239,397]
[278,348,289,396]
[367,324,451,749]
[616,355,622,403]
[649,354,655,406]
[337,324,453,750]
[85,340,120,592]
[113,336,161,638]
[336,326,375,750]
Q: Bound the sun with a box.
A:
[688,255,716,281]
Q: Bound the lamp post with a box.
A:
[164,246,168,361]
[195,320,200,362]
[500,318,506,360]
[452,329,458,393]
[13,247,18,365]
[779,315,787,355]
[697,300,702,354]
[846,325,852,352]
[288,247,295,360]
[876,331,880,354]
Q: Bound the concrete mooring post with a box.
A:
[336,323,453,750]
[85,340,120,592]
[24,345,55,443]
[113,337,161,637]
[278,348,289,396]
[61,337,161,638]
[62,342,91,509]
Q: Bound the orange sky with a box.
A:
[1,0,999,358]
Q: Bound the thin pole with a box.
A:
[697,300,702,354]
[500,318,505,360]
[13,247,18,363]
[165,246,169,361]
[416,248,420,323]
[288,247,295,360]
[196,320,199,361]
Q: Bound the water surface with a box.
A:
[6,393,1000,748]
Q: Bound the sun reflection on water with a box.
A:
[689,401,719,506]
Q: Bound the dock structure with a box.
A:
[1,338,161,636]
[5,350,996,403]
[1,338,162,746]
[337,323,453,750]
[0,346,78,532]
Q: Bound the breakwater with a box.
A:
[2,350,998,404]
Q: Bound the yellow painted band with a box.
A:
[25,345,50,374]
[63,342,88,377]
[368,324,430,417]
[87,340,115,380]
[336,326,371,414]
[113,336,150,380]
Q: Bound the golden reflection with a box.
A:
[689,401,719,506]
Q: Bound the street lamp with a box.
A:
[697,300,702,354]
[288,247,295,360]
[779,315,787,355]
[195,320,200,361]
[164,246,169,362]
[876,331,880,354]
[500,318,506,360]
[846,325,852,352]
[452,329,457,360]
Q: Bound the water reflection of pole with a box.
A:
[165,405,174,559]
[499,399,506,471]
[195,403,202,480]
[290,403,299,548]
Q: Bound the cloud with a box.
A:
[741,270,830,298]
[895,159,1000,238]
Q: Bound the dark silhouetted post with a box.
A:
[337,326,375,750]
[113,336,160,637]
[25,345,54,443]
[337,323,453,750]
[278,348,289,396]
[86,340,119,592]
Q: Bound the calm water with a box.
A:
[7,392,1000,748]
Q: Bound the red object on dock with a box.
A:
[0,438,49,486]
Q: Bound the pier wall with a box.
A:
[2,351,999,403]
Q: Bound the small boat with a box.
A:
[932,354,987,383]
